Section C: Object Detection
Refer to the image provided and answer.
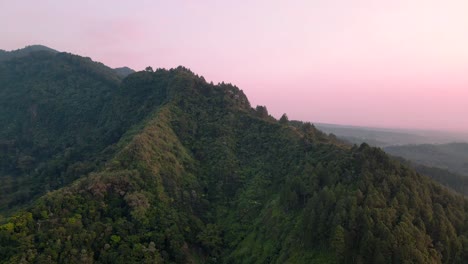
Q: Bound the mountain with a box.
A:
[1,50,468,264]
[315,123,468,147]
[389,157,468,196]
[314,124,468,196]
[114,66,135,78]
[414,164,468,196]
[385,143,468,176]
[0,45,58,62]
[0,49,126,212]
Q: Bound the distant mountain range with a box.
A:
[0,45,467,263]
[114,66,135,77]
[315,123,468,147]
[0,45,135,78]
[314,123,468,196]
[385,143,468,176]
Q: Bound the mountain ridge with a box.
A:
[0,45,58,61]
[0,49,467,263]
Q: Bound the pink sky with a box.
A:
[1,0,468,132]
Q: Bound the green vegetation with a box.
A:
[0,50,120,211]
[0,50,171,212]
[1,48,468,263]
[393,157,468,196]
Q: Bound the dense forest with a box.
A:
[413,164,468,196]
[1,48,468,263]
[388,157,468,196]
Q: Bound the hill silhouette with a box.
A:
[0,45,58,62]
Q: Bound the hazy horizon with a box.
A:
[2,0,468,132]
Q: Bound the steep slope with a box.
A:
[0,53,468,263]
[387,156,468,196]
[414,165,468,196]
[0,51,168,212]
[385,143,468,176]
[0,50,118,211]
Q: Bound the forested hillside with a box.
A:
[388,157,468,196]
[0,49,123,212]
[0,49,467,264]
[414,165,468,196]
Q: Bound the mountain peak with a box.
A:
[11,44,57,53]
[0,44,58,62]
[113,66,135,78]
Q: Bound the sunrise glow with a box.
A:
[2,0,468,131]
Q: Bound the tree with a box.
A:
[197,224,223,257]
[255,105,269,119]
[330,225,346,261]
[279,113,289,124]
